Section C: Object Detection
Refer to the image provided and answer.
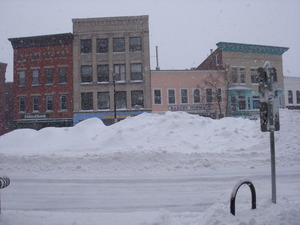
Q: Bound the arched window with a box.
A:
[194,89,201,103]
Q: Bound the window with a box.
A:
[97,38,108,53]
[97,92,110,110]
[217,88,222,102]
[115,91,127,109]
[216,54,220,66]
[154,89,162,105]
[32,96,39,112]
[60,95,68,111]
[19,97,26,113]
[206,88,213,103]
[240,68,246,84]
[131,90,144,109]
[238,96,246,110]
[194,89,201,103]
[168,89,176,104]
[251,68,259,83]
[97,65,109,82]
[130,63,142,81]
[297,91,300,104]
[113,38,125,52]
[81,65,92,83]
[231,67,238,84]
[59,67,67,84]
[46,95,53,111]
[81,92,93,110]
[288,90,293,104]
[45,52,54,60]
[248,97,251,110]
[18,70,25,86]
[181,89,188,104]
[81,39,92,54]
[32,69,39,86]
[114,64,126,82]
[31,53,40,61]
[45,68,53,85]
[58,51,68,58]
[130,37,142,52]
[230,96,236,112]
[252,96,260,109]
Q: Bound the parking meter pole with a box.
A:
[270,130,276,203]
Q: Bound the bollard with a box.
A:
[230,179,256,216]
[0,176,10,214]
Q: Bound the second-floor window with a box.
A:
[288,90,293,104]
[46,95,53,111]
[32,96,39,112]
[97,38,108,53]
[194,89,201,103]
[181,89,188,104]
[168,89,176,104]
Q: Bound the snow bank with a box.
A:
[0,109,299,173]
[0,109,300,225]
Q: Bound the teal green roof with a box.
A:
[217,42,289,55]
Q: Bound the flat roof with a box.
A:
[217,42,289,55]
[9,33,73,49]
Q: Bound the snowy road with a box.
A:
[3,167,300,214]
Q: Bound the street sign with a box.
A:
[258,61,279,204]
[258,63,280,132]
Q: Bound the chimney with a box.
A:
[156,46,160,71]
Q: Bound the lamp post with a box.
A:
[113,73,117,123]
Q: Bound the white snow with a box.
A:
[0,109,299,224]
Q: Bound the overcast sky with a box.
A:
[1,0,299,82]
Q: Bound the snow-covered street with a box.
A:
[0,109,300,224]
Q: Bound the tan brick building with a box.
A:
[72,15,151,125]
[151,70,226,118]
[198,42,288,118]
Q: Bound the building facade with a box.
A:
[151,70,227,118]
[284,76,300,109]
[72,15,151,125]
[4,82,14,133]
[9,33,74,129]
[198,42,289,118]
[0,63,7,135]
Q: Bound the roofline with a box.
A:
[217,42,289,55]
[8,33,73,49]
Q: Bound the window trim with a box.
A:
[180,88,189,104]
[167,88,176,105]
[153,89,162,105]
[193,88,201,104]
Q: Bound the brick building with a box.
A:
[9,33,74,129]
[72,16,151,125]
[198,42,289,118]
[151,70,226,118]
[0,62,7,135]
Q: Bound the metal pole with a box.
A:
[113,74,117,123]
[270,130,276,203]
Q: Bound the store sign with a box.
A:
[169,104,213,111]
[22,114,50,120]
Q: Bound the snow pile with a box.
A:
[0,109,299,172]
[0,109,300,225]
